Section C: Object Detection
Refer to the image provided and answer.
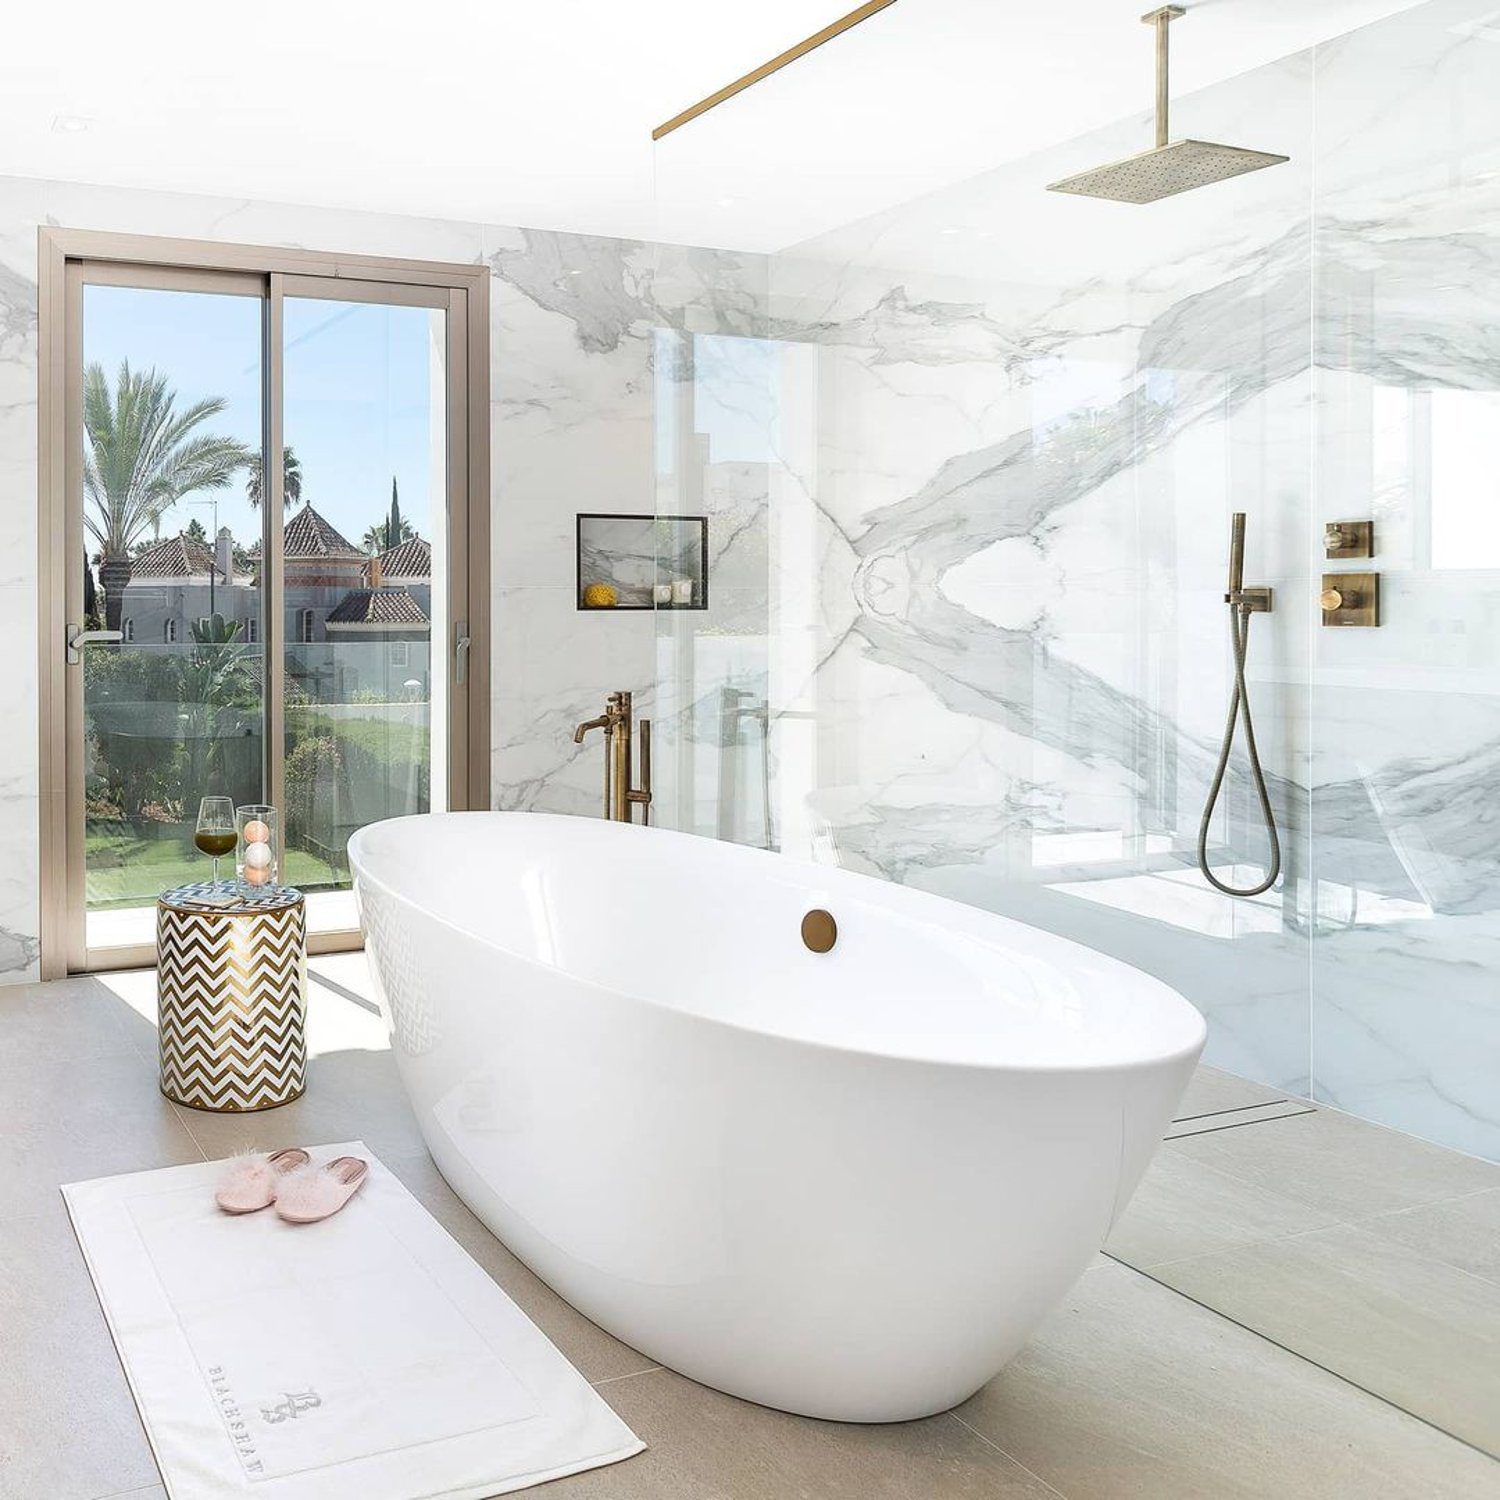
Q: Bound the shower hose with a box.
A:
[1196,601,1281,898]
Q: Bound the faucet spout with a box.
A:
[572,690,651,822]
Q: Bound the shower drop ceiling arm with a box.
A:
[1146,6,1185,149]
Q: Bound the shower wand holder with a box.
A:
[1226,586,1273,613]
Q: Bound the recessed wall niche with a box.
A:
[575,512,708,610]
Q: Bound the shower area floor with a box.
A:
[3,964,1496,1500]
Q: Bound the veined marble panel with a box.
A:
[642,0,1497,1154]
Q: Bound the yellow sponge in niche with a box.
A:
[582,582,619,608]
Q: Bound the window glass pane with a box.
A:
[81,283,264,950]
[282,295,447,931]
[1429,389,1500,569]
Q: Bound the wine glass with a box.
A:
[194,796,237,887]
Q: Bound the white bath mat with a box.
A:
[63,1141,644,1500]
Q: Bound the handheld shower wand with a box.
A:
[1197,513,1280,897]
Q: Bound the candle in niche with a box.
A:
[672,579,694,606]
[653,583,673,606]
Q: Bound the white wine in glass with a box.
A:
[195,796,237,887]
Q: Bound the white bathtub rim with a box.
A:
[348,812,1208,1078]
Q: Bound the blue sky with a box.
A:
[83,284,439,553]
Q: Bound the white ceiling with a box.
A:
[0,0,1424,253]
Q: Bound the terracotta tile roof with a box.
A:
[370,535,431,581]
[127,534,219,580]
[283,505,362,559]
[326,589,430,626]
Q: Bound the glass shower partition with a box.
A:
[649,0,1500,1460]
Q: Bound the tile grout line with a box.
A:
[590,1365,663,1388]
[1123,1211,1500,1293]
[1159,1131,1500,1229]
[165,1104,213,1162]
[1100,1256,1500,1465]
[946,1411,1071,1498]
[1112,1214,1388,1275]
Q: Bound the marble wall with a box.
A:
[1306,0,1500,1159]
[0,176,756,980]
[648,0,1500,1161]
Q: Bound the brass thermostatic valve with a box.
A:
[1321,572,1379,627]
[1324,520,1374,559]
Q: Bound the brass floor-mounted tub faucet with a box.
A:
[574,690,652,823]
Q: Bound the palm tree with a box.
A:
[245,446,304,509]
[83,361,251,634]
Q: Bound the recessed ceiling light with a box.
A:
[51,114,91,134]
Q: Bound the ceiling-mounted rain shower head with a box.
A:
[1047,6,1288,204]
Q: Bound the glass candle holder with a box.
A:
[236,804,280,892]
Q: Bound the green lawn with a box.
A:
[85,823,342,908]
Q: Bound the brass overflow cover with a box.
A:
[801,909,837,953]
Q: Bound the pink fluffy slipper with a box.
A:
[274,1156,370,1224]
[214,1148,311,1214]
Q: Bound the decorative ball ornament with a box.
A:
[243,819,271,844]
[243,863,271,886]
[582,582,619,608]
[243,841,273,871]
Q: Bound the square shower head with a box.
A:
[1047,138,1290,204]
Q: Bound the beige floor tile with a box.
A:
[1107,1143,1344,1269]
[545,1368,1061,1499]
[0,1209,162,1500]
[3,1048,204,1218]
[0,974,146,1066]
[1152,1219,1500,1457]
[1169,1105,1500,1219]
[959,1263,1500,1500]
[1173,1063,1291,1120]
[384,1149,660,1384]
[1364,1189,1500,1287]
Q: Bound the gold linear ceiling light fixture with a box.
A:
[653,0,900,140]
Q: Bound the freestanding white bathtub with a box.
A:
[349,811,1205,1422]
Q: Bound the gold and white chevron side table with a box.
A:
[156,882,308,1112]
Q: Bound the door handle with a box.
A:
[65,624,123,665]
[453,621,471,685]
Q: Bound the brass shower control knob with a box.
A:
[1321,571,1379,626]
[1325,519,1374,559]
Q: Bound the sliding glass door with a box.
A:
[279,278,464,937]
[49,243,484,971]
